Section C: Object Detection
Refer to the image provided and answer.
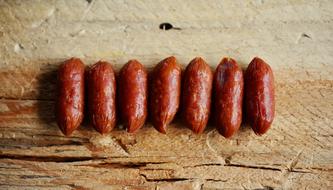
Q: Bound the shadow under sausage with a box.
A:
[240,66,252,132]
[36,63,58,126]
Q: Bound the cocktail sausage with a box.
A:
[56,58,85,136]
[150,56,181,133]
[244,57,275,135]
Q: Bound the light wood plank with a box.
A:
[0,0,332,189]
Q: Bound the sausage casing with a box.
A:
[182,57,213,133]
[150,56,181,133]
[87,61,117,134]
[244,57,275,135]
[118,59,148,133]
[213,58,244,138]
[56,58,85,136]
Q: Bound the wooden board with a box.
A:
[0,0,332,189]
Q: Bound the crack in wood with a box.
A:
[0,154,327,174]
[287,149,303,171]
[140,173,190,182]
[183,163,223,168]
[0,184,64,188]
[115,138,131,155]
[140,174,228,184]
[205,178,228,182]
[0,154,106,163]
[20,175,52,179]
[78,162,148,169]
[225,163,281,171]
[0,140,85,148]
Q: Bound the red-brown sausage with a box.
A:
[87,61,116,134]
[213,57,244,138]
[245,57,275,135]
[56,57,85,136]
[118,59,148,133]
[150,56,181,134]
[182,57,213,134]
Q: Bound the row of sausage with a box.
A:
[56,56,275,138]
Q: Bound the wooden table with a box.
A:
[0,0,332,189]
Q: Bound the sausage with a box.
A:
[118,59,148,133]
[56,57,85,136]
[182,57,213,134]
[87,61,117,134]
[150,56,181,133]
[244,57,275,135]
[213,57,244,138]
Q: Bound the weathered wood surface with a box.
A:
[0,0,332,189]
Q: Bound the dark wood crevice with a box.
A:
[0,154,105,163]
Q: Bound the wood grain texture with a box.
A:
[0,0,332,189]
